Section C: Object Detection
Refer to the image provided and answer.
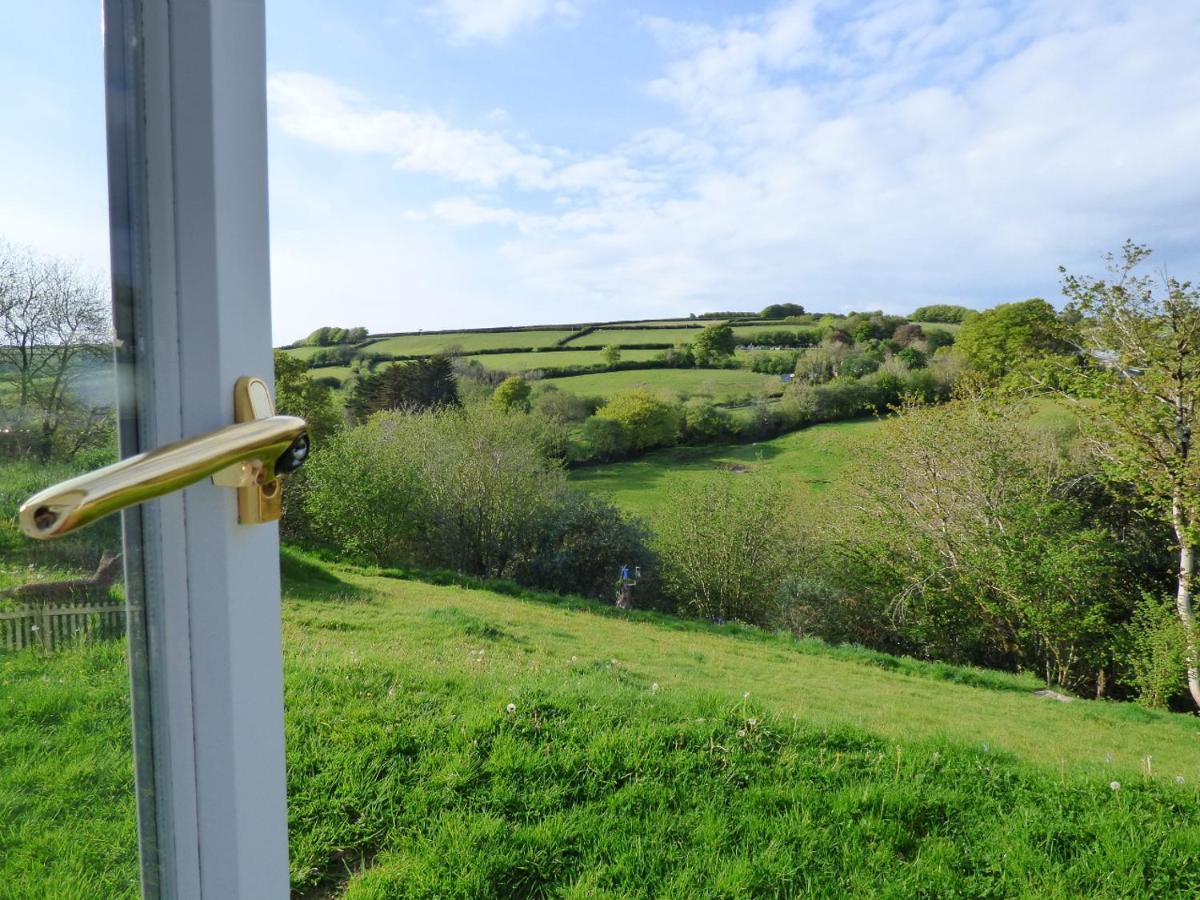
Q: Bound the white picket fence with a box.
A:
[0,599,127,651]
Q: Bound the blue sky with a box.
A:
[2,2,1199,343]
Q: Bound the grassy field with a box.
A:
[543,368,781,402]
[570,327,703,347]
[363,330,580,356]
[6,550,1200,897]
[571,417,880,524]
[463,349,664,371]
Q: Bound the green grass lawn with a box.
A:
[543,368,781,402]
[7,551,1200,897]
[463,349,664,371]
[571,418,881,524]
[363,330,580,356]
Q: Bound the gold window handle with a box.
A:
[19,376,308,540]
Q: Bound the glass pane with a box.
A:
[0,4,143,897]
[267,2,1200,897]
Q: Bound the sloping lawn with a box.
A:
[4,553,1200,897]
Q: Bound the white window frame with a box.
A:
[104,0,289,896]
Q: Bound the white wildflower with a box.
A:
[650,683,659,693]
[1175,776,1186,785]
[743,691,750,700]
[506,703,517,714]
[737,729,747,738]
[1109,781,1121,791]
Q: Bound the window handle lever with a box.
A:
[19,377,308,540]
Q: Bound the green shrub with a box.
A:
[492,375,532,413]
[533,388,597,423]
[681,398,736,444]
[1125,596,1189,708]
[593,390,682,451]
[302,406,646,600]
[655,476,796,625]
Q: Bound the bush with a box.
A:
[891,323,925,347]
[579,416,633,462]
[593,391,682,451]
[749,351,800,374]
[839,353,880,378]
[302,407,647,600]
[681,398,736,444]
[655,476,797,625]
[493,375,532,413]
[512,491,656,603]
[533,388,596,423]
[1125,596,1189,708]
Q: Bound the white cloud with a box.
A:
[268,72,553,188]
[428,0,579,43]
[268,1,1200,332]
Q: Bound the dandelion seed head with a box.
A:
[650,683,659,692]
[1110,781,1121,791]
[506,703,517,714]
[1175,775,1186,785]
[743,691,750,700]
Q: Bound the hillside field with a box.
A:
[463,348,664,371]
[571,417,880,523]
[5,550,1200,897]
[543,367,783,402]
[364,330,579,356]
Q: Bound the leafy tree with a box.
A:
[840,353,880,378]
[593,390,682,450]
[923,327,956,352]
[601,345,622,366]
[820,398,1144,691]
[955,299,1072,379]
[795,346,843,384]
[691,323,736,365]
[891,323,925,347]
[896,347,927,370]
[911,304,974,323]
[1062,242,1200,707]
[304,325,367,346]
[579,416,631,461]
[760,302,806,319]
[347,354,459,421]
[273,351,341,445]
[655,476,796,624]
[492,375,532,413]
[656,343,694,367]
